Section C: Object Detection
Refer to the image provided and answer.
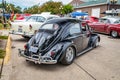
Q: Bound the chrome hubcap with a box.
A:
[96,39,99,46]
[66,47,74,62]
[112,31,118,37]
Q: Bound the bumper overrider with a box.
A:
[18,49,57,64]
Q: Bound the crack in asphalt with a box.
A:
[74,62,96,80]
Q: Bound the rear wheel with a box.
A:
[111,30,118,38]
[61,46,75,65]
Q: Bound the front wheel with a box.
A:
[111,30,118,38]
[61,46,75,65]
[93,38,99,48]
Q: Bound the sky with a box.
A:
[0,0,72,9]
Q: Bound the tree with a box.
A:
[0,3,22,14]
[39,1,63,14]
[23,1,63,14]
[23,5,39,14]
[23,1,73,15]
[14,6,22,13]
[62,4,73,14]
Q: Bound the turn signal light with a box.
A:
[50,51,55,57]
[24,44,27,49]
[29,24,32,30]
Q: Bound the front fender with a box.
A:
[88,34,100,47]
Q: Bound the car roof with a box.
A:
[100,16,120,23]
[30,14,59,18]
[45,18,81,24]
[101,16,120,19]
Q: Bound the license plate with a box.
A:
[18,28,22,32]
[29,46,38,53]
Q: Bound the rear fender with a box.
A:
[56,42,76,62]
[44,43,63,58]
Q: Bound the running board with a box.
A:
[77,47,93,56]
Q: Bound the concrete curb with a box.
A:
[0,35,12,64]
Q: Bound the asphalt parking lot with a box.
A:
[2,33,120,80]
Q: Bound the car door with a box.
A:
[68,23,83,53]
[98,19,110,33]
[92,23,105,32]
[81,23,91,50]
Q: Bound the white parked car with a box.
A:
[9,14,60,38]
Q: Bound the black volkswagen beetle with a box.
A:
[19,18,100,65]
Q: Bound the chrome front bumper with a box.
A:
[18,49,57,64]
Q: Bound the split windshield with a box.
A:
[40,23,59,30]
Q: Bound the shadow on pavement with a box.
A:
[108,36,120,39]
[22,60,69,71]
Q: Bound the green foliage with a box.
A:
[23,1,63,14]
[0,49,6,58]
[0,23,10,30]
[0,23,3,29]
[0,36,8,39]
[23,5,40,14]
[62,4,73,14]
[0,3,3,8]
[1,1,73,14]
[0,3,22,13]
[23,2,73,15]
[39,1,63,14]
[14,6,22,13]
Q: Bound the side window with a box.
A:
[114,20,120,24]
[81,22,89,31]
[69,23,81,35]
[26,16,37,22]
[37,16,46,22]
[99,19,110,23]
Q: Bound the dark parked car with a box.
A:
[19,18,100,65]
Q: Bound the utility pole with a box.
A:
[2,0,6,28]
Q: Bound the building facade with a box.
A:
[69,0,84,7]
[73,0,120,17]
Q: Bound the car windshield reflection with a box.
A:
[114,19,120,24]
[26,16,46,22]
[40,23,59,30]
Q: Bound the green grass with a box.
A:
[0,49,6,58]
[0,23,10,30]
[0,23,3,29]
[0,36,8,40]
